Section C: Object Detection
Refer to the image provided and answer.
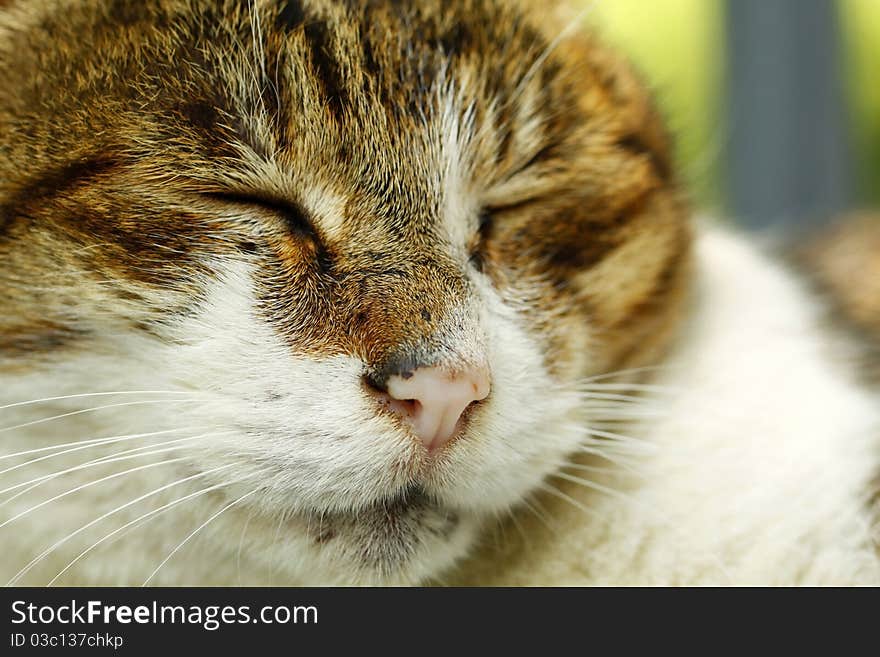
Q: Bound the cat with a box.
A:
[0,0,877,586]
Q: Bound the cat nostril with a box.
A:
[375,365,491,453]
[375,394,420,420]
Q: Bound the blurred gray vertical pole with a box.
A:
[726,0,852,230]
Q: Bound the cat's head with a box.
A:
[0,0,690,584]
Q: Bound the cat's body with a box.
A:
[0,0,877,585]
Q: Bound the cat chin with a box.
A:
[306,491,479,585]
[230,491,483,586]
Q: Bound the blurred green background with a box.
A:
[582,0,880,216]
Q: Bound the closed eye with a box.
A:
[204,190,315,238]
[469,209,494,272]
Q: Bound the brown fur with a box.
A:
[0,0,700,583]
[0,0,691,383]
[801,212,880,338]
[797,212,880,388]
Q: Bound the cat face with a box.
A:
[0,0,690,584]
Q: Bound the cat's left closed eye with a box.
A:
[468,209,494,272]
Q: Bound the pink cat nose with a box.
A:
[382,366,491,453]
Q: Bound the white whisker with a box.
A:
[584,392,657,403]
[46,473,241,586]
[584,408,665,419]
[518,496,558,534]
[236,506,256,586]
[551,470,631,501]
[578,364,678,384]
[0,390,196,413]
[0,431,225,504]
[142,488,257,586]
[0,399,199,434]
[572,445,643,471]
[0,427,198,473]
[0,457,191,530]
[581,383,676,393]
[7,464,235,586]
[538,482,602,520]
[559,461,629,477]
[586,427,656,448]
